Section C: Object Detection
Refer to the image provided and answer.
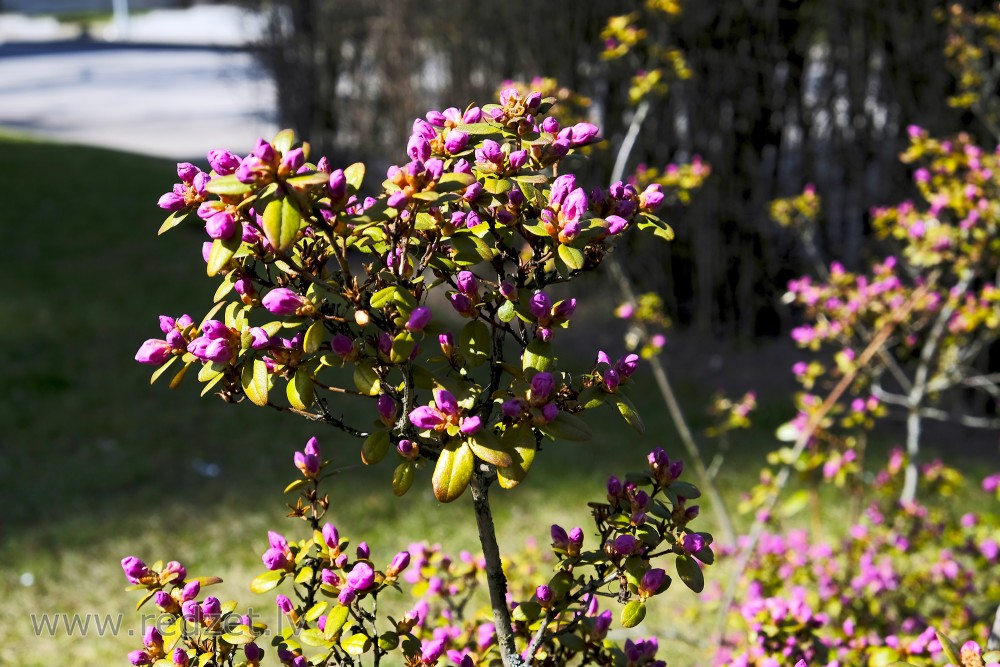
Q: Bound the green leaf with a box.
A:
[676,555,704,593]
[557,244,585,271]
[286,369,315,410]
[390,331,417,364]
[453,122,501,137]
[460,319,491,367]
[204,174,253,196]
[497,424,536,489]
[482,177,513,195]
[867,648,903,667]
[432,440,473,502]
[353,360,381,395]
[436,172,476,192]
[324,605,349,640]
[294,566,313,585]
[451,234,495,265]
[539,411,592,442]
[935,630,961,666]
[299,628,331,647]
[577,386,606,409]
[303,321,325,353]
[522,339,555,373]
[668,481,702,500]
[392,462,415,496]
[361,430,390,465]
[150,356,179,385]
[369,286,397,309]
[344,162,366,190]
[286,172,331,188]
[620,600,646,628]
[511,600,541,623]
[262,196,302,254]
[271,128,296,153]
[222,624,256,645]
[614,393,645,434]
[497,300,515,322]
[158,209,191,235]
[284,479,308,494]
[249,570,284,594]
[340,633,372,656]
[467,433,513,468]
[206,234,241,277]
[377,631,399,652]
[241,358,269,406]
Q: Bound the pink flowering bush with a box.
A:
[718,458,1000,667]
[126,88,713,667]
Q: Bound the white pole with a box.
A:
[112,0,130,41]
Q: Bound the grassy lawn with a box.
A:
[0,134,994,666]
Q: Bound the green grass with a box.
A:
[0,133,995,666]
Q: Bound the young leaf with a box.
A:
[242,358,269,406]
[204,174,253,196]
[324,605,349,640]
[467,433,513,468]
[522,339,555,373]
[249,570,284,594]
[539,412,592,442]
[206,234,241,278]
[557,244,585,271]
[392,462,415,496]
[676,555,704,593]
[286,369,315,410]
[614,393,645,434]
[620,600,646,628]
[432,440,474,502]
[497,424,537,489]
[344,162,366,190]
[460,319,491,367]
[303,321,325,353]
[361,430,390,465]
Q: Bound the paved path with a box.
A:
[0,7,277,160]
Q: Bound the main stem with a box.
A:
[471,471,525,667]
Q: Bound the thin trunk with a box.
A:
[470,472,525,667]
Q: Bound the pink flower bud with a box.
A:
[407,306,432,331]
[262,288,306,316]
[121,556,150,584]
[444,130,469,154]
[275,594,293,614]
[613,534,638,555]
[529,291,552,319]
[322,523,340,550]
[338,586,357,605]
[181,580,201,601]
[387,551,411,577]
[456,271,478,295]
[448,292,474,316]
[332,334,353,357]
[157,191,186,211]
[535,584,554,608]
[207,149,240,175]
[509,149,528,169]
[172,647,190,666]
[346,562,375,591]
[244,643,262,662]
[129,650,153,665]
[530,372,555,400]
[682,533,705,554]
[135,339,173,365]
[459,415,482,435]
[570,122,600,145]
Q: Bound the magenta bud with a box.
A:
[143,626,163,648]
[153,591,173,610]
[639,568,667,597]
[463,107,483,123]
[181,600,201,623]
[530,372,555,400]
[321,568,338,586]
[571,122,600,145]
[668,460,685,480]
[606,214,629,235]
[509,149,528,169]
[551,525,569,550]
[444,129,469,153]
[129,650,153,666]
[322,523,340,550]
[207,149,240,175]
[613,534,638,555]
[541,116,560,133]
[502,398,525,419]
[335,553,349,568]
[536,585,554,607]
[172,647,190,666]
[244,643,262,662]
[121,556,150,584]
[157,192,186,211]
[181,580,201,601]
[406,306,432,332]
[439,332,455,356]
[177,162,200,182]
[332,334,353,357]
[387,190,409,209]
[387,551,411,577]
[459,415,482,435]
[552,299,576,320]
[499,281,517,300]
[448,292,474,316]
[281,147,305,172]
[593,610,613,638]
[253,138,276,162]
[407,134,431,162]
[525,92,542,110]
[356,542,371,559]
[346,562,375,591]
[682,533,705,554]
[456,271,479,295]
[377,394,397,425]
[603,368,620,392]
[276,594,293,614]
[569,527,584,549]
[421,638,446,664]
[248,327,270,350]
[507,188,525,207]
[529,291,552,319]
[397,438,419,459]
[607,476,623,498]
[135,339,173,365]
[329,169,347,199]
[409,406,445,430]
[685,505,700,521]
[201,596,221,618]
[338,587,357,605]
[540,402,558,422]
[294,451,319,477]
[262,288,306,316]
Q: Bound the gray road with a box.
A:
[0,12,277,160]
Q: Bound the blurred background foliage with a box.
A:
[247,0,998,338]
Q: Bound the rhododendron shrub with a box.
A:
[127,88,713,667]
[718,459,1000,667]
[769,129,1000,505]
